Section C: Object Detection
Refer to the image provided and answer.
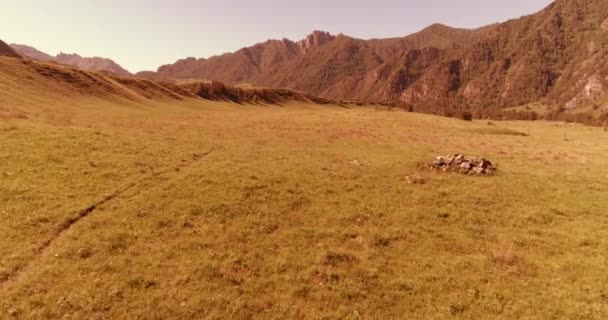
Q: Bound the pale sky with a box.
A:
[1,0,553,73]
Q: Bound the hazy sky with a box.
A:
[1,0,553,73]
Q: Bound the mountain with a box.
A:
[9,44,53,61]
[54,53,132,77]
[401,0,608,116]
[0,40,21,58]
[10,44,132,77]
[139,0,608,118]
[139,25,489,101]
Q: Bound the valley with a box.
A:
[2,0,608,318]
[1,56,608,319]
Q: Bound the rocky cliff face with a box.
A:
[297,31,336,52]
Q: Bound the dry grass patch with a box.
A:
[1,100,608,319]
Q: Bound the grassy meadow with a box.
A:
[1,98,608,319]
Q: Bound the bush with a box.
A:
[461,111,473,121]
[396,102,414,112]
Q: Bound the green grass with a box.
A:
[1,99,608,319]
[504,102,548,114]
[470,126,529,136]
[573,97,608,117]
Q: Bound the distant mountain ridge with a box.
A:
[138,0,608,117]
[10,44,132,77]
[137,25,487,102]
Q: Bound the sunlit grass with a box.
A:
[1,99,608,319]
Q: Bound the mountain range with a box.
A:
[136,26,491,102]
[136,0,608,117]
[10,44,131,77]
[2,0,608,121]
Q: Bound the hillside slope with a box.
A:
[401,0,608,116]
[0,55,332,112]
[0,40,21,59]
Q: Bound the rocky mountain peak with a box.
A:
[297,31,336,51]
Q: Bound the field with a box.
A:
[1,97,608,319]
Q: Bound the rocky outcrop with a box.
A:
[297,31,336,52]
[430,154,496,176]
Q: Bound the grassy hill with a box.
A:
[0,56,330,114]
[0,40,21,59]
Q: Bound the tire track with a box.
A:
[0,148,215,291]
